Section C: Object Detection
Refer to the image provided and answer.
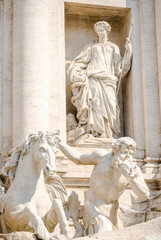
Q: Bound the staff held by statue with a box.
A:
[116,22,134,96]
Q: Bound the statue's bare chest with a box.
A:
[90,160,128,189]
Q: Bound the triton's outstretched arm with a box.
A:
[58,141,107,165]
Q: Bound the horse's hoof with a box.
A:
[37,228,50,240]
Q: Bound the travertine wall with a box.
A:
[139,0,161,158]
[1,0,66,150]
[48,0,66,138]
[124,0,146,158]
[0,0,160,160]
[0,0,160,231]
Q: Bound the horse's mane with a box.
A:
[1,130,60,180]
[45,172,68,205]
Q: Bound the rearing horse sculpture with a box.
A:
[0,130,71,239]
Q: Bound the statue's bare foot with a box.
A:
[91,130,100,137]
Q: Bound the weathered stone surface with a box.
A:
[75,217,161,240]
[1,217,161,240]
[0,232,36,240]
[0,232,68,240]
[0,1,161,239]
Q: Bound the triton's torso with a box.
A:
[89,154,128,204]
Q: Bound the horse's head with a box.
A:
[27,130,60,175]
[1,130,60,183]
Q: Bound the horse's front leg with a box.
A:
[24,206,50,240]
[43,198,70,238]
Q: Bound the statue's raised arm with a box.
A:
[57,139,108,165]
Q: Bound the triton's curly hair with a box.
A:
[112,137,137,155]
[94,21,111,34]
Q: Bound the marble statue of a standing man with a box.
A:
[68,21,132,138]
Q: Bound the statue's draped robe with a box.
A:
[68,41,131,137]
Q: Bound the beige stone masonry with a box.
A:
[13,0,49,146]
[1,0,13,153]
[139,0,161,157]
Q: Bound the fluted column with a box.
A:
[0,0,13,154]
[0,1,3,152]
[48,0,66,140]
[155,0,161,185]
[139,0,161,181]
[13,0,49,146]
[155,0,161,120]
[139,0,161,158]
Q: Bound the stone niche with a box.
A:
[65,2,132,137]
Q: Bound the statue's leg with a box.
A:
[115,207,123,229]
[43,198,70,238]
[24,206,50,240]
[83,200,113,235]
[109,200,123,229]
[42,206,58,232]
[0,214,8,233]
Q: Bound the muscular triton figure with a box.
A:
[57,137,150,235]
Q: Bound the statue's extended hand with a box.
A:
[54,135,62,146]
[71,69,86,82]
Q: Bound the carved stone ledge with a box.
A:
[142,157,161,175]
[73,136,116,149]
[75,217,161,240]
[0,232,36,240]
[141,157,161,189]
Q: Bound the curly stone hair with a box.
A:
[94,21,111,34]
[1,130,60,180]
[112,137,137,155]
